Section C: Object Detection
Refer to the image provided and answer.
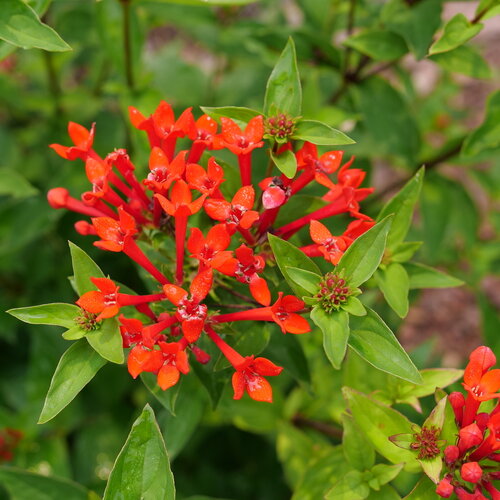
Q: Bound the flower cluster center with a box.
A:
[410,426,441,459]
[265,114,295,140]
[315,273,350,312]
[75,309,100,331]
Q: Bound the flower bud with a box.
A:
[444,445,460,464]
[458,423,483,454]
[476,412,490,432]
[47,187,69,209]
[192,345,211,364]
[74,221,96,235]
[461,462,483,483]
[449,391,465,424]
[436,477,454,498]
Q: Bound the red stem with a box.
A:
[63,196,110,218]
[162,135,177,161]
[462,394,481,427]
[290,170,314,195]
[212,307,272,324]
[187,142,206,164]
[118,292,165,306]
[124,238,170,285]
[175,214,188,285]
[205,325,245,368]
[237,226,256,245]
[238,153,252,186]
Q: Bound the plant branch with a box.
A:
[42,51,63,116]
[120,0,135,91]
[292,414,343,439]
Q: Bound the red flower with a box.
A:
[216,116,264,156]
[270,293,310,334]
[163,268,212,343]
[76,277,120,320]
[155,180,205,217]
[186,114,219,148]
[92,206,138,252]
[127,345,165,378]
[156,341,190,390]
[144,148,186,194]
[463,349,500,402]
[82,157,112,203]
[204,186,259,232]
[187,224,233,270]
[186,157,225,197]
[309,220,349,265]
[295,142,343,189]
[342,219,375,241]
[50,122,95,161]
[232,356,283,403]
[259,176,291,209]
[218,245,271,306]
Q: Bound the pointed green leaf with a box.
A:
[62,326,87,340]
[200,106,260,128]
[268,233,321,297]
[369,463,404,489]
[430,14,483,55]
[325,470,370,500]
[69,241,105,295]
[349,308,421,384]
[342,413,375,471]
[271,148,297,178]
[419,456,442,484]
[285,267,321,295]
[263,37,301,117]
[366,485,401,500]
[311,307,349,369]
[0,467,89,500]
[343,388,419,470]
[344,29,408,61]
[378,168,424,247]
[292,119,355,146]
[430,45,491,79]
[39,340,107,423]
[0,0,71,52]
[0,167,38,198]
[375,263,410,318]
[337,217,393,288]
[7,303,80,329]
[405,262,463,289]
[341,296,366,316]
[103,405,175,500]
[390,241,423,263]
[462,90,500,157]
[85,318,124,364]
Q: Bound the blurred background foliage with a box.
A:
[0,0,499,498]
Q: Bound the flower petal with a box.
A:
[163,285,188,306]
[190,268,213,302]
[232,186,255,209]
[249,276,271,306]
[310,220,332,245]
[252,357,283,376]
[204,199,231,221]
[245,373,273,403]
[232,371,245,400]
[283,313,310,334]
[157,364,180,391]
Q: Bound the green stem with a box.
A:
[42,51,63,116]
[120,0,134,91]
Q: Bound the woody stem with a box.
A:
[175,214,188,285]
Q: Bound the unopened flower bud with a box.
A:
[449,391,465,425]
[458,423,483,454]
[74,220,96,236]
[469,346,496,371]
[444,445,460,464]
[47,187,69,209]
[436,477,454,498]
[192,345,211,364]
[461,462,483,483]
[476,412,490,431]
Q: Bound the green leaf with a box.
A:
[141,0,256,4]
[292,119,355,146]
[369,463,404,489]
[419,456,442,485]
[343,388,419,470]
[349,308,421,384]
[462,90,500,157]
[271,148,297,178]
[200,106,260,128]
[378,168,424,247]
[356,77,421,164]
[382,0,442,60]
[430,45,491,79]
[341,296,366,316]
[366,485,401,500]
[325,470,370,500]
[268,234,321,297]
[403,477,437,499]
[341,413,375,471]
[405,262,463,289]
[344,29,408,61]
[62,326,87,340]
[69,241,105,295]
[85,318,124,364]
[390,242,423,263]
[375,263,410,318]
[7,303,80,329]
[103,405,175,500]
[337,217,393,288]
[263,37,301,117]
[0,167,38,198]
[0,467,89,500]
[285,267,321,295]
[311,308,350,370]
[429,14,483,55]
[0,0,71,51]
[39,340,107,423]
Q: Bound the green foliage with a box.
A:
[344,30,408,62]
[103,405,175,500]
[429,14,483,55]
[291,120,355,146]
[271,149,297,178]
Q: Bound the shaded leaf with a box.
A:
[429,13,483,55]
[430,45,491,79]
[375,263,410,318]
[405,262,463,289]
[85,317,124,364]
[0,167,38,198]
[285,267,321,295]
[344,29,408,61]
[342,413,375,471]
[271,148,297,178]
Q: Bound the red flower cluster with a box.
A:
[48,101,373,402]
[436,347,500,499]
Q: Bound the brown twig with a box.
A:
[292,414,343,439]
